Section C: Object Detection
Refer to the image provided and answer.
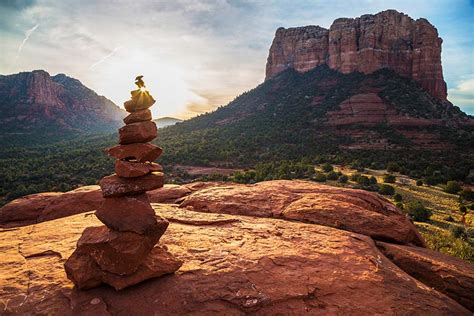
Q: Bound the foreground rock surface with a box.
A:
[0,205,468,314]
[180,180,425,246]
[377,241,474,311]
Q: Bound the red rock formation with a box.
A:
[266,10,447,100]
[0,70,124,132]
[377,242,474,311]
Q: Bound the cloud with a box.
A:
[448,77,474,114]
[18,24,39,54]
[89,47,121,70]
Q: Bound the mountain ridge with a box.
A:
[0,69,125,136]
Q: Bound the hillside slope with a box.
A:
[157,66,474,166]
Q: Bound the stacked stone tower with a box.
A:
[64,77,182,290]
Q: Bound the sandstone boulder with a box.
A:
[123,109,152,124]
[179,180,425,246]
[65,245,182,290]
[95,194,168,234]
[0,186,102,227]
[99,172,164,197]
[69,224,165,275]
[118,121,157,144]
[115,160,162,178]
[107,143,162,162]
[377,241,474,311]
[0,205,468,314]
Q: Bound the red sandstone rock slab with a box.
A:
[69,224,164,275]
[148,184,192,203]
[95,194,168,234]
[179,180,425,246]
[99,172,164,197]
[377,241,474,311]
[118,121,157,144]
[107,143,162,162]
[0,186,102,226]
[1,206,468,314]
[115,160,162,178]
[123,109,152,124]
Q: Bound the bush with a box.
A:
[326,171,339,180]
[406,201,432,222]
[383,174,396,183]
[393,193,403,202]
[378,184,395,195]
[387,162,400,173]
[321,163,333,173]
[338,174,348,183]
[356,175,371,187]
[369,176,377,184]
[416,179,423,186]
[313,172,327,182]
[459,189,474,201]
[445,215,454,222]
[395,202,404,210]
[444,181,462,194]
[350,173,360,182]
[450,225,467,239]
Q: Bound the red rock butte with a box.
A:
[265,10,447,100]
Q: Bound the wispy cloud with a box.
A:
[89,46,121,70]
[17,23,39,54]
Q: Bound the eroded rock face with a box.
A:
[179,180,425,246]
[377,242,474,311]
[0,205,469,314]
[266,10,447,100]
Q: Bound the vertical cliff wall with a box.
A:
[265,10,447,100]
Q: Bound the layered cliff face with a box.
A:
[266,10,447,100]
[0,70,125,133]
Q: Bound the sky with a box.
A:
[0,0,473,119]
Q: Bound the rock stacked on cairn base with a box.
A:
[64,76,182,290]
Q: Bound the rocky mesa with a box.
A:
[266,10,447,100]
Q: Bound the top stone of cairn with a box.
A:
[124,75,156,112]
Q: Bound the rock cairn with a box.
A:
[64,77,182,290]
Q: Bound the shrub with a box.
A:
[321,163,333,173]
[326,171,339,180]
[356,175,371,187]
[338,174,348,183]
[350,173,360,181]
[383,174,396,183]
[450,225,467,239]
[387,162,400,173]
[378,184,395,195]
[395,202,404,210]
[459,189,474,202]
[444,181,462,194]
[406,201,432,222]
[393,193,403,202]
[416,179,423,186]
[445,215,454,222]
[369,176,377,184]
[313,172,327,182]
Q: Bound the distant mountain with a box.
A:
[0,70,125,140]
[156,10,474,169]
[154,117,182,128]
